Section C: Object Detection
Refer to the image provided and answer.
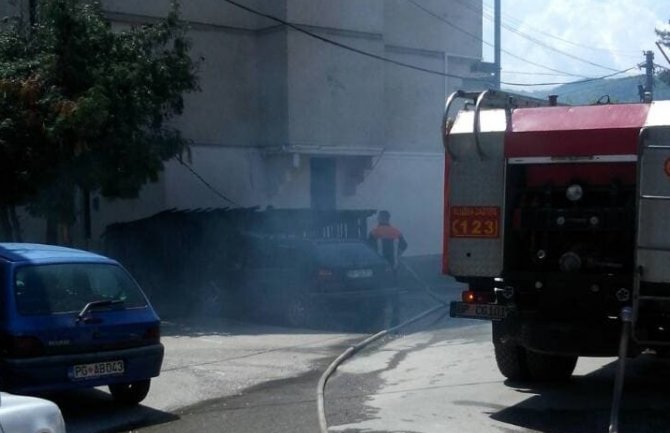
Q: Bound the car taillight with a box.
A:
[7,336,44,358]
[143,325,161,343]
[462,290,494,304]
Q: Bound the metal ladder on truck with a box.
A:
[609,125,670,433]
[632,125,670,347]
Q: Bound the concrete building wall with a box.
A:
[286,29,385,150]
[383,47,446,153]
[257,28,289,147]
[4,0,485,257]
[384,0,482,57]
[173,29,260,146]
[286,0,383,34]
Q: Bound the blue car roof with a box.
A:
[0,243,115,264]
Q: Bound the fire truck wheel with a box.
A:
[525,350,578,382]
[493,340,530,381]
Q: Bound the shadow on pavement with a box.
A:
[47,388,179,433]
[490,354,670,433]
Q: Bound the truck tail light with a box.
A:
[462,290,494,304]
[462,290,476,303]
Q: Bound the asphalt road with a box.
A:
[50,318,362,433]
[51,286,670,433]
[326,316,670,433]
[39,266,670,433]
[124,289,455,433]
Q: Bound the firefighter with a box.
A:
[368,210,407,326]
[368,210,408,267]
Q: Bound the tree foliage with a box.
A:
[0,0,198,230]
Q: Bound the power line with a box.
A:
[405,0,589,79]
[499,21,620,72]
[221,0,632,87]
[552,73,644,99]
[502,70,590,77]
[481,5,641,57]
[177,157,239,206]
[465,0,641,57]
[503,67,637,87]
[434,0,621,72]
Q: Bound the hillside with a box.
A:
[514,74,670,105]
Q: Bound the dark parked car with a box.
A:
[0,243,163,404]
[240,238,402,328]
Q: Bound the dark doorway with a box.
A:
[310,157,336,210]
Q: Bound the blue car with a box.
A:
[0,243,164,404]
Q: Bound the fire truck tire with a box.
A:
[525,350,577,382]
[493,340,530,381]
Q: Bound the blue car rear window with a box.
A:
[14,263,147,316]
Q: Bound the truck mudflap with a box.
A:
[450,301,509,321]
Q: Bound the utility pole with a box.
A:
[493,0,501,89]
[640,50,654,102]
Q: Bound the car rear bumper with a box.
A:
[0,343,164,394]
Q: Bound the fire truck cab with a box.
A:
[443,89,670,381]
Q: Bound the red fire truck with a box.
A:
[444,89,670,381]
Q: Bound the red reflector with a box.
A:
[144,326,161,343]
[10,336,44,357]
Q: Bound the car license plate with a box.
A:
[450,301,508,321]
[71,360,124,380]
[346,269,373,279]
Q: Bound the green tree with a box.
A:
[0,0,199,243]
[658,21,670,85]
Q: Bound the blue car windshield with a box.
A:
[14,263,147,316]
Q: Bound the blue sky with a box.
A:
[479,0,669,89]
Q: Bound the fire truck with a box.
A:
[444,89,670,382]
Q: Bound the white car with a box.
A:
[0,393,65,433]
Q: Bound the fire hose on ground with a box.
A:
[316,258,637,433]
[317,259,452,433]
